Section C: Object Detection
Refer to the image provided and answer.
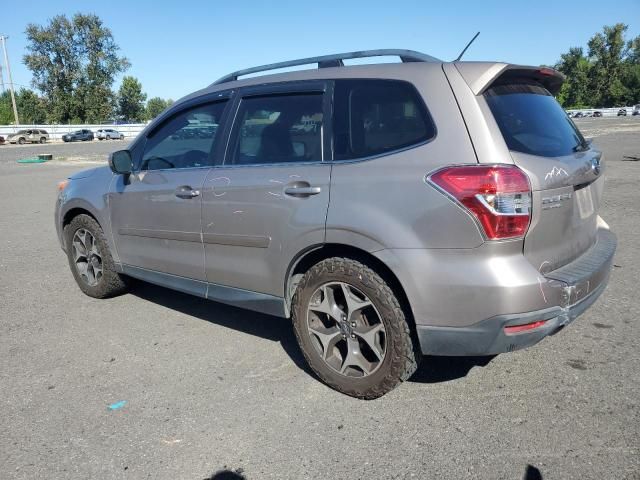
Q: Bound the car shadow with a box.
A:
[201,464,540,479]
[129,282,495,385]
[203,470,246,480]
[129,281,313,375]
[408,355,496,384]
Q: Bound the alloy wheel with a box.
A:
[307,282,386,377]
[71,228,103,286]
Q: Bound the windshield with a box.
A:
[485,82,587,157]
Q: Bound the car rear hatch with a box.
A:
[456,64,606,273]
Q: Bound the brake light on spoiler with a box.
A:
[428,165,532,240]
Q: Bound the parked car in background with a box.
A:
[573,111,584,118]
[632,105,639,116]
[7,129,49,144]
[0,135,4,145]
[593,111,602,117]
[96,128,125,140]
[62,129,94,142]
[617,108,627,116]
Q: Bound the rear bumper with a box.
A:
[416,229,616,355]
[417,275,610,355]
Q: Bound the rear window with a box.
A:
[333,79,435,160]
[485,82,587,157]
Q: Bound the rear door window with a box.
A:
[229,93,324,166]
[333,79,435,160]
[485,82,587,157]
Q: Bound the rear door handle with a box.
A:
[175,185,200,199]
[283,185,322,197]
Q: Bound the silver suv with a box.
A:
[96,128,125,140]
[55,50,616,398]
[8,129,49,144]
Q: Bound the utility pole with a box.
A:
[0,35,20,126]
[0,63,5,92]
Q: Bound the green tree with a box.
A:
[23,13,129,123]
[622,34,640,105]
[587,23,629,106]
[145,97,172,120]
[117,76,147,122]
[16,88,47,124]
[0,92,13,124]
[555,47,591,107]
[555,23,640,108]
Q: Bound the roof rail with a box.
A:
[212,49,441,85]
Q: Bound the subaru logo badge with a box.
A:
[591,157,601,176]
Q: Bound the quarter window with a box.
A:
[230,93,324,165]
[333,80,435,160]
[141,101,227,171]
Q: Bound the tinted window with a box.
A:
[485,82,587,157]
[230,93,323,165]
[333,80,435,160]
[141,101,227,171]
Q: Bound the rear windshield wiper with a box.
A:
[573,143,589,152]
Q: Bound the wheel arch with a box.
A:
[284,244,417,337]
[61,206,102,244]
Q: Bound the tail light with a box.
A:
[428,165,531,240]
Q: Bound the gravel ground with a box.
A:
[0,139,128,166]
[0,117,638,480]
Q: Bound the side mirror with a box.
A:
[109,150,133,174]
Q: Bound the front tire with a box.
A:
[65,214,129,298]
[292,257,419,399]
[18,137,25,145]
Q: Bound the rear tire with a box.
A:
[39,137,46,144]
[65,214,129,299]
[291,257,419,399]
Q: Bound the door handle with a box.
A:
[283,184,322,197]
[175,186,200,199]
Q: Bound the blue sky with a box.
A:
[2,0,639,101]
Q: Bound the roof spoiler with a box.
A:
[454,62,565,96]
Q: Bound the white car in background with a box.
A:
[96,128,125,140]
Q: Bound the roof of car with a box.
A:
[151,50,563,134]
[183,61,444,103]
[213,49,440,84]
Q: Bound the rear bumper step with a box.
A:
[417,228,616,356]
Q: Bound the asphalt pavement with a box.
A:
[0,117,638,479]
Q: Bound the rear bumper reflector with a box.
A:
[504,320,547,335]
